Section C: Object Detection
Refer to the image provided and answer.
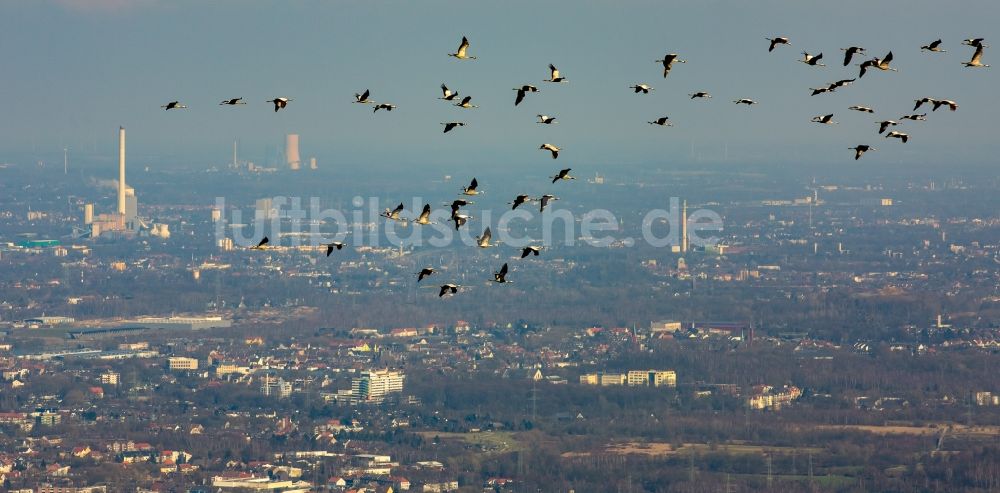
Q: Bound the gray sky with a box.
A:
[1,0,997,169]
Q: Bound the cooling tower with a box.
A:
[286,134,301,170]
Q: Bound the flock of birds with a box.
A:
[764,36,988,160]
[237,36,579,298]
[160,34,988,298]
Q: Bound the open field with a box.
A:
[565,441,824,458]
[733,473,856,488]
[816,423,1000,437]
[416,431,525,454]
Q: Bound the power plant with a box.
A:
[227,134,318,173]
[78,127,169,240]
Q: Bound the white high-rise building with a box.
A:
[118,127,126,215]
[352,369,405,403]
[285,134,301,171]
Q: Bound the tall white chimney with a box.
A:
[118,126,126,215]
[681,200,688,253]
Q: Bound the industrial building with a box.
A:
[125,316,232,330]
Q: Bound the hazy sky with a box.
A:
[1,0,997,169]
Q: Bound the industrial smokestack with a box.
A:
[681,200,688,253]
[118,127,126,215]
[285,134,301,171]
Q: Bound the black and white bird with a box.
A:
[509,194,531,210]
[885,130,909,143]
[438,284,459,297]
[841,46,866,66]
[544,64,568,82]
[325,242,345,256]
[448,199,473,211]
[877,120,899,134]
[800,52,825,66]
[537,115,557,124]
[921,39,946,52]
[862,51,897,76]
[381,203,405,222]
[648,117,672,126]
[962,38,988,48]
[733,98,757,106]
[414,204,433,225]
[354,90,373,104]
[449,200,471,228]
[251,237,269,250]
[268,97,292,112]
[539,194,558,212]
[766,37,790,52]
[811,114,837,125]
[830,78,856,89]
[513,85,539,106]
[448,36,476,60]
[876,52,897,71]
[689,92,712,99]
[476,227,494,248]
[900,113,927,121]
[932,99,958,111]
[521,246,542,258]
[492,263,510,283]
[654,53,686,78]
[540,143,561,159]
[417,267,435,282]
[441,122,466,133]
[551,168,575,183]
[858,59,878,78]
[914,97,935,111]
[849,145,875,161]
[963,44,989,67]
[859,52,896,77]
[439,84,460,101]
[451,213,470,230]
[454,96,478,109]
[810,86,832,96]
[461,178,482,196]
[373,103,397,113]
[161,101,187,110]
[630,84,655,94]
[219,97,246,106]
[849,105,875,113]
